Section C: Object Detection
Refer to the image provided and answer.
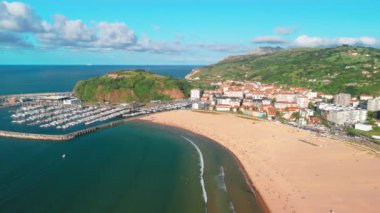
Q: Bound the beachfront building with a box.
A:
[355,123,373,131]
[319,103,367,125]
[334,93,351,106]
[367,97,380,112]
[215,104,231,112]
[216,97,232,105]
[190,89,202,100]
[229,99,242,108]
[192,102,207,110]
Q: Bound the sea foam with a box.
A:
[181,136,208,205]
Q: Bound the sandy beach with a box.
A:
[141,110,380,213]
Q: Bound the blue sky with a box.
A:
[0,0,379,64]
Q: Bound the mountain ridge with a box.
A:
[187,46,380,96]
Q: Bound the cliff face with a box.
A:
[73,70,190,104]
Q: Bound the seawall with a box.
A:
[0,115,145,141]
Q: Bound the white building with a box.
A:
[190,89,201,100]
[192,102,207,110]
[323,106,367,126]
[367,97,380,112]
[296,96,310,108]
[63,98,81,105]
[360,95,373,101]
[355,123,373,131]
[216,97,232,105]
[245,93,264,100]
[306,92,318,99]
[215,105,231,112]
[224,90,244,99]
[334,93,351,106]
[276,93,297,102]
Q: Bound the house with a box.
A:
[224,90,244,99]
[190,89,202,100]
[262,98,271,106]
[274,101,297,110]
[296,95,310,108]
[216,97,232,105]
[360,94,374,101]
[276,93,297,102]
[192,102,207,110]
[229,99,241,108]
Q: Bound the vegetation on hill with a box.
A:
[73,70,192,103]
[189,46,380,96]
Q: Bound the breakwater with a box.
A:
[0,115,146,141]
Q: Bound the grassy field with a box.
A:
[192,46,380,96]
[347,126,380,143]
[74,70,192,103]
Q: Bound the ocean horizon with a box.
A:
[0,65,201,95]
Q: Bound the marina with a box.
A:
[1,93,192,140]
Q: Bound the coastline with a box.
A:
[143,120,271,213]
[141,110,380,213]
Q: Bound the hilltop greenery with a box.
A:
[190,46,380,96]
[74,70,192,103]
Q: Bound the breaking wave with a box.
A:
[181,136,208,205]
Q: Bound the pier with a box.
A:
[0,115,147,141]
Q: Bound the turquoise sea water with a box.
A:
[0,66,263,212]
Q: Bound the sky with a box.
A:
[0,0,379,65]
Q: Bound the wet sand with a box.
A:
[141,110,380,213]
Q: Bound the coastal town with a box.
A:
[189,81,380,143]
[1,80,380,144]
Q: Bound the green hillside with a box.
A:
[189,46,380,96]
[73,70,191,103]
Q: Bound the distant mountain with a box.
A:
[187,46,380,96]
[222,47,284,61]
[74,70,191,103]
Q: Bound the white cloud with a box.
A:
[36,16,181,53]
[95,22,137,48]
[292,35,379,47]
[274,26,294,35]
[37,15,95,47]
[293,35,329,47]
[0,1,44,32]
[130,35,183,53]
[194,42,250,53]
[252,36,288,44]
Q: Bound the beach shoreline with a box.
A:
[141,110,380,213]
[141,120,271,213]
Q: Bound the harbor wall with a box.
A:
[0,115,146,141]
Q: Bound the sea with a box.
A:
[0,65,263,212]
